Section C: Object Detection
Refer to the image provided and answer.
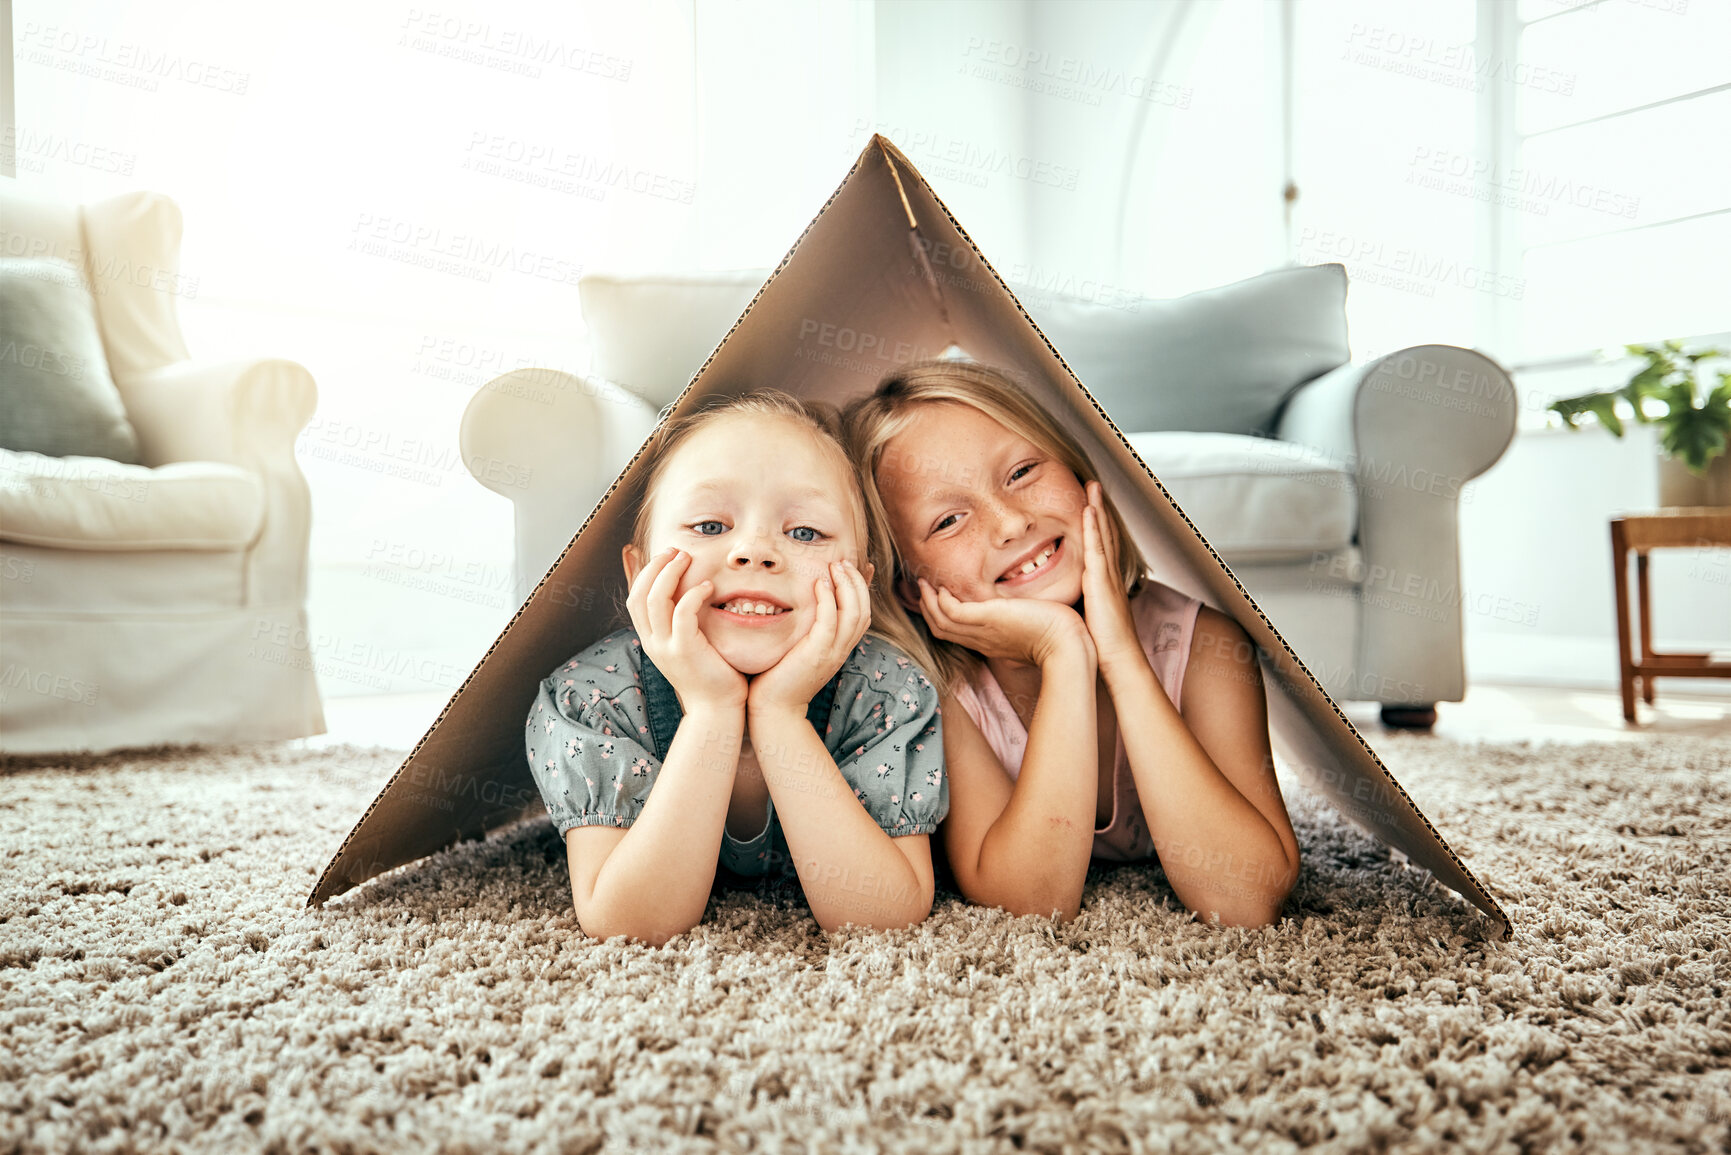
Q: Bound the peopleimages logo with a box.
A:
[1408,147,1641,221]
[1342,24,1576,94]
[1,128,137,177]
[854,122,1081,191]
[1297,228,1524,301]
[0,236,201,299]
[795,318,939,366]
[0,664,100,707]
[461,132,695,204]
[398,10,633,82]
[1006,262,1147,312]
[17,22,251,94]
[348,213,583,286]
[248,619,468,693]
[959,37,1193,109]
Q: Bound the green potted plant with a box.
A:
[1549,341,1731,507]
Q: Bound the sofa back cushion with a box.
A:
[1026,263,1350,436]
[0,190,195,382]
[580,271,769,408]
[74,192,194,380]
[0,259,142,463]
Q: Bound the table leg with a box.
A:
[1636,549,1656,705]
[1612,522,1636,723]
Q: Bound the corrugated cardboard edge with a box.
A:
[311,135,1511,942]
[870,135,1508,940]
[307,145,879,909]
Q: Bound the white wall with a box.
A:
[692,1,878,268]
[868,0,1035,272]
[869,0,1278,304]
[1461,364,1731,695]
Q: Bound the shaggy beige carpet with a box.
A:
[2,731,1728,1154]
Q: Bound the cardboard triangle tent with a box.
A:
[311,136,1510,941]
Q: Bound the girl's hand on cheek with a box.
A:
[1080,480,1140,674]
[748,560,870,716]
[626,549,747,711]
[918,576,1093,670]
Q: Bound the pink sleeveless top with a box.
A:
[950,579,1203,862]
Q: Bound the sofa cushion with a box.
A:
[1127,431,1356,562]
[0,449,264,551]
[1028,263,1350,437]
[580,271,769,408]
[0,259,142,463]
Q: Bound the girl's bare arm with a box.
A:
[744,560,933,930]
[939,636,1101,921]
[567,702,745,945]
[565,547,754,945]
[1079,485,1298,927]
[1093,578,1299,926]
[749,706,933,931]
[916,579,1102,921]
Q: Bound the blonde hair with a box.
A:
[631,387,868,567]
[840,360,1148,695]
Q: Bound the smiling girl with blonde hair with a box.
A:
[526,390,946,944]
[843,361,1299,927]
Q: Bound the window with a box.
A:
[1508,0,1731,363]
[1290,0,1481,360]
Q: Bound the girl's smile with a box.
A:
[709,589,795,626]
[995,536,1064,586]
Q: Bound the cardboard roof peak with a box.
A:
[312,135,1509,941]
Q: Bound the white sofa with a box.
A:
[460,268,1515,725]
[0,191,325,753]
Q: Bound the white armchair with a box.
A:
[0,191,325,753]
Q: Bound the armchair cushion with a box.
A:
[0,448,264,551]
[580,271,769,407]
[1127,431,1356,563]
[1027,263,1351,437]
[0,259,141,463]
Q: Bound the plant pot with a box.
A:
[1657,450,1731,508]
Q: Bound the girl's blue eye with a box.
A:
[695,520,727,536]
[789,526,822,544]
[932,514,958,533]
[1010,463,1036,482]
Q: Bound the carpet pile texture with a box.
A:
[2,731,1728,1153]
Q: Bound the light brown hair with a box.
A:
[840,360,1148,695]
[630,388,868,567]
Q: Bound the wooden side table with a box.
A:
[1610,507,1731,723]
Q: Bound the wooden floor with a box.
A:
[310,682,1731,751]
[1342,683,1731,746]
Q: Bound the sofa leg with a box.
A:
[1380,704,1437,730]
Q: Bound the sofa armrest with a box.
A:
[1274,345,1517,706]
[1275,345,1516,485]
[461,368,659,601]
[114,357,318,608]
